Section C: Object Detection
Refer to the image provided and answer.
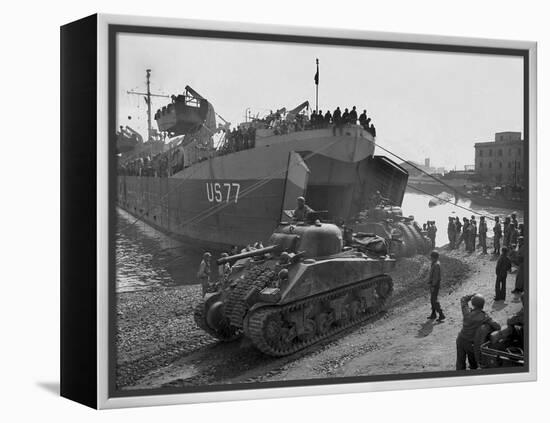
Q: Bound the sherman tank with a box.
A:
[194,220,395,356]
[352,205,431,257]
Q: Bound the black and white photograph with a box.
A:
[111,23,531,397]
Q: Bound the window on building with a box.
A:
[479,150,483,157]
[489,149,493,156]
[498,149,502,156]
[479,161,483,168]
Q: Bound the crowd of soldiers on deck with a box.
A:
[310,106,376,136]
[118,152,172,178]
[217,105,377,156]
[218,125,257,155]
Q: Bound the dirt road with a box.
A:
[116,248,523,390]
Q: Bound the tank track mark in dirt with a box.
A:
[245,275,393,357]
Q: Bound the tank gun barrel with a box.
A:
[217,245,281,265]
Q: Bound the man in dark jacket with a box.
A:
[359,109,368,128]
[478,216,488,254]
[456,294,501,370]
[342,108,350,124]
[349,106,358,124]
[447,216,456,249]
[495,247,512,301]
[427,251,445,321]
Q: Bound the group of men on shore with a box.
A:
[446,213,523,255]
[426,249,524,371]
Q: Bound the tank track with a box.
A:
[193,298,241,341]
[245,275,393,356]
[225,264,277,328]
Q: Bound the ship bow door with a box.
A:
[280,151,310,221]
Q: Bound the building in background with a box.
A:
[399,158,446,176]
[474,131,524,185]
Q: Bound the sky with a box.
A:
[117,33,523,170]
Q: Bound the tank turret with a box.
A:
[194,222,395,356]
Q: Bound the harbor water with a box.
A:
[116,192,524,293]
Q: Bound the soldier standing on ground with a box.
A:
[197,252,212,295]
[469,216,477,252]
[427,221,437,249]
[427,251,445,322]
[456,294,501,370]
[493,216,502,255]
[511,212,519,230]
[457,217,469,250]
[512,237,525,294]
[478,216,488,254]
[454,217,463,247]
[447,217,456,249]
[503,216,512,248]
[495,247,512,301]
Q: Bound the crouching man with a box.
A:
[456,294,501,370]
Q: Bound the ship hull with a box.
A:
[117,126,404,250]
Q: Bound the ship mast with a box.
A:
[127,69,170,142]
[146,69,152,141]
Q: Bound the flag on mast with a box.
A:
[314,59,319,85]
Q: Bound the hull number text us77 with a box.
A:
[206,182,241,203]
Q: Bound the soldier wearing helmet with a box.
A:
[197,252,212,295]
[293,196,314,221]
[218,252,231,281]
[456,293,501,370]
[427,251,445,322]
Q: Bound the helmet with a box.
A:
[430,250,439,260]
[203,252,212,258]
[471,294,485,309]
[279,252,291,264]
[278,268,289,280]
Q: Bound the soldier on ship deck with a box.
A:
[293,196,314,221]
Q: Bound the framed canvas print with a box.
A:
[60,14,537,409]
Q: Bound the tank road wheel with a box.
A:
[315,312,333,335]
[263,312,295,352]
[245,274,395,356]
[375,277,394,303]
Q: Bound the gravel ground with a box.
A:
[116,248,522,390]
